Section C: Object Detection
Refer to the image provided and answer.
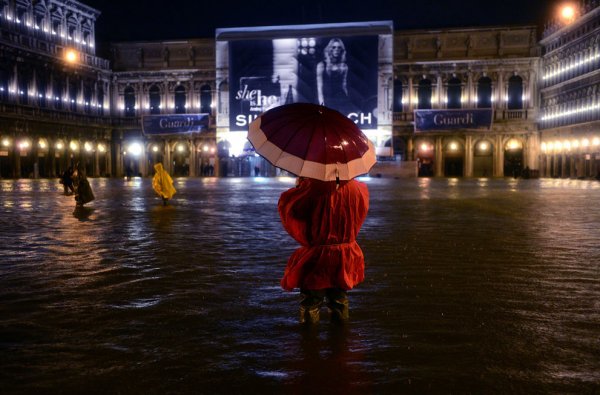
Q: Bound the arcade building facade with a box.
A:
[0,0,599,179]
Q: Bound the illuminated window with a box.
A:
[507,75,523,110]
[417,78,432,109]
[124,86,136,117]
[477,77,492,108]
[447,77,462,109]
[149,85,161,114]
[200,84,211,114]
[175,85,186,114]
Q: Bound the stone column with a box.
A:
[94,150,100,177]
[408,76,414,112]
[435,136,443,177]
[165,140,172,174]
[494,135,504,177]
[189,140,197,177]
[465,135,473,177]
[436,75,443,108]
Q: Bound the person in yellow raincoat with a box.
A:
[152,163,176,206]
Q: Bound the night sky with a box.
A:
[85,0,558,43]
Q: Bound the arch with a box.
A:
[503,137,524,177]
[174,85,186,114]
[443,138,464,177]
[417,78,432,109]
[200,84,211,114]
[507,75,523,110]
[473,139,494,177]
[149,85,161,114]
[477,76,492,108]
[124,86,136,116]
[414,138,435,177]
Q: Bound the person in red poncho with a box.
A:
[278,177,369,324]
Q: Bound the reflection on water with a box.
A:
[0,177,599,393]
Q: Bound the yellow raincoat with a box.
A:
[152,163,176,200]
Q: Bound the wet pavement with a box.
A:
[1,177,599,394]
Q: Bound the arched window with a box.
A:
[174,85,186,114]
[447,77,462,109]
[417,79,432,109]
[393,79,403,112]
[149,85,161,114]
[0,67,10,101]
[37,74,47,107]
[124,86,136,116]
[83,83,92,113]
[69,82,77,111]
[97,87,104,115]
[18,70,29,105]
[53,79,63,110]
[200,84,212,114]
[477,77,492,108]
[507,75,523,110]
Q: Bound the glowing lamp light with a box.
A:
[64,49,78,64]
[555,141,563,151]
[541,142,547,152]
[18,140,30,150]
[561,5,576,21]
[152,145,159,153]
[420,143,430,151]
[547,142,554,151]
[563,140,571,150]
[177,144,185,153]
[449,142,458,151]
[507,139,521,150]
[571,140,579,148]
[203,145,209,152]
[210,148,215,154]
[581,138,589,147]
[69,141,79,151]
[592,137,600,146]
[479,142,488,151]
[84,142,93,152]
[2,138,10,147]
[98,144,106,153]
[39,140,46,149]
[56,142,64,150]
[128,142,142,156]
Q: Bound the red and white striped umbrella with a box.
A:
[248,103,376,181]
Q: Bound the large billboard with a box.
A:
[228,35,379,131]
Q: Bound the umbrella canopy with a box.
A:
[248,103,376,181]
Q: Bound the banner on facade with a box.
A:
[414,109,493,132]
[142,114,209,135]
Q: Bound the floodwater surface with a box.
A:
[0,177,599,394]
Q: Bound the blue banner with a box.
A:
[142,114,209,135]
[414,109,493,132]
